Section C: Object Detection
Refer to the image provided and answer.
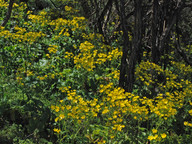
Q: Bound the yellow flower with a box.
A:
[188,123,192,127]
[59,100,63,103]
[161,133,167,139]
[97,140,106,144]
[46,53,50,58]
[154,134,158,139]
[188,109,192,116]
[110,135,115,139]
[81,115,85,119]
[184,121,189,126]
[53,128,61,134]
[93,112,97,117]
[152,129,157,134]
[102,107,109,114]
[55,106,59,112]
[59,114,65,120]
[65,6,72,11]
[148,135,154,141]
[55,117,59,122]
[51,105,55,110]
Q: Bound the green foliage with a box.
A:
[0,0,192,144]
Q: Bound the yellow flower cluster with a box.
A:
[28,10,49,26]
[51,56,192,142]
[37,72,61,81]
[108,49,123,60]
[13,2,27,10]
[49,16,86,33]
[81,33,104,41]
[52,88,91,124]
[148,129,167,141]
[74,41,96,71]
[151,98,177,119]
[105,69,120,80]
[74,41,122,71]
[65,5,72,11]
[0,0,8,8]
[0,29,11,38]
[59,28,70,37]
[52,83,152,141]
[10,2,27,20]
[184,121,192,127]
[37,75,48,81]
[69,17,86,31]
[135,60,164,86]
[112,70,120,79]
[25,70,33,77]
[0,26,45,44]
[148,133,167,141]
[48,45,58,54]
[49,18,68,31]
[171,61,192,76]
[135,61,192,120]
[64,52,74,59]
[14,25,26,34]
[53,128,61,134]
[16,77,24,86]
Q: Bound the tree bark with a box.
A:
[118,0,130,90]
[79,0,91,19]
[1,0,14,26]
[97,0,114,35]
[151,0,159,64]
[126,0,142,92]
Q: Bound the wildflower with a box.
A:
[51,105,55,110]
[81,115,86,119]
[148,135,154,141]
[154,134,158,139]
[161,133,167,139]
[102,107,109,114]
[53,128,61,134]
[60,100,63,103]
[59,114,65,120]
[110,135,115,139]
[188,109,192,116]
[46,54,50,58]
[55,106,59,112]
[65,6,72,11]
[184,121,188,126]
[55,117,59,122]
[152,129,158,134]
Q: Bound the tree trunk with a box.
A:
[118,0,130,90]
[1,0,14,26]
[79,0,91,19]
[151,0,159,64]
[126,0,142,92]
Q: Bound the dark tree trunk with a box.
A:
[79,0,91,19]
[126,0,142,92]
[151,0,159,64]
[118,0,130,90]
[97,0,114,36]
[1,0,14,26]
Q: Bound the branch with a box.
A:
[183,2,192,8]
[175,15,192,66]
[174,37,192,66]
[1,0,15,27]
[79,0,92,19]
[109,10,134,39]
[49,0,57,9]
[159,2,185,54]
[97,0,114,34]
